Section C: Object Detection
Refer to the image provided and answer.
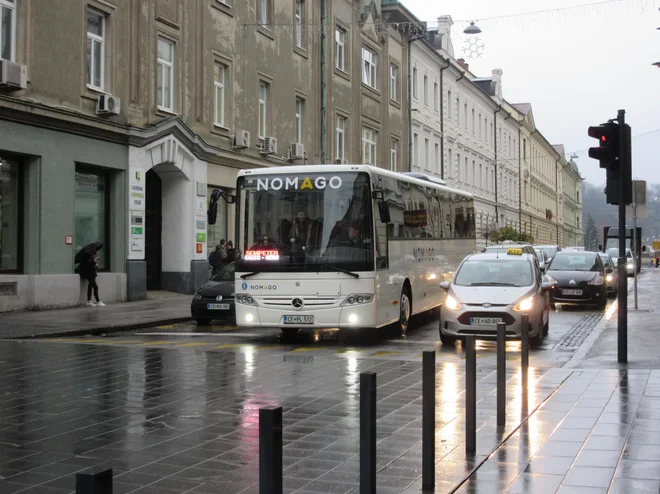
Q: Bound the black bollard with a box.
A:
[422,351,435,491]
[496,323,506,426]
[521,314,530,413]
[360,372,377,494]
[259,407,283,494]
[75,469,112,494]
[465,336,476,454]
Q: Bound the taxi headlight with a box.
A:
[626,263,634,269]
[588,276,604,286]
[444,294,462,311]
[606,274,613,282]
[513,296,534,312]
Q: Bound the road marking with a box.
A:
[290,347,318,353]
[213,344,244,349]
[139,341,179,346]
[371,351,402,357]
[177,342,216,347]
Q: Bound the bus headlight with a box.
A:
[245,313,255,323]
[606,274,613,282]
[236,294,257,306]
[348,314,359,324]
[626,263,634,269]
[342,294,373,306]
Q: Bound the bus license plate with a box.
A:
[283,315,314,324]
[207,303,230,310]
[470,317,503,325]
[561,289,582,296]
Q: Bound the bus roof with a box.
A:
[236,164,474,199]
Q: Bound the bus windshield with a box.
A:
[236,172,375,273]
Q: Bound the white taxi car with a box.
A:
[439,248,553,347]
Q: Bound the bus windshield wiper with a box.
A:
[323,264,360,279]
[470,282,517,287]
[240,271,261,279]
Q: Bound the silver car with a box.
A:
[439,249,552,347]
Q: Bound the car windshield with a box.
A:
[548,253,599,272]
[607,248,619,259]
[537,246,558,258]
[454,259,534,287]
[212,262,235,282]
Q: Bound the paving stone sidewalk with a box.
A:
[0,292,192,339]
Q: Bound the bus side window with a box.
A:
[375,210,388,270]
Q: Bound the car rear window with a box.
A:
[548,253,599,272]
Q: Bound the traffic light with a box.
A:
[587,120,631,205]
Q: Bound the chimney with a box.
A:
[491,68,503,98]
[436,15,455,57]
[457,58,469,71]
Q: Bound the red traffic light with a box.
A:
[587,122,619,167]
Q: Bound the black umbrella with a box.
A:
[75,242,103,264]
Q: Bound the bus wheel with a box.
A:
[398,287,412,336]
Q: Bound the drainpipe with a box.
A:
[556,157,560,244]
[439,56,450,179]
[518,126,522,234]
[494,105,502,225]
[320,0,327,164]
[408,39,413,172]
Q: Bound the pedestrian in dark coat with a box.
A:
[79,247,105,307]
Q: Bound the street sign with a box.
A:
[653,241,660,251]
[626,181,648,219]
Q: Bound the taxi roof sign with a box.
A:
[507,248,523,255]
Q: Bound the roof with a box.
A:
[473,79,496,97]
[552,145,565,156]
[512,103,531,115]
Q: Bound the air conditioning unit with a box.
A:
[233,130,250,149]
[0,60,27,91]
[260,136,277,155]
[289,143,304,160]
[335,158,349,164]
[96,94,120,115]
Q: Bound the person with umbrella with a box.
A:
[75,242,105,307]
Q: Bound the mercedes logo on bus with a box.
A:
[292,298,304,308]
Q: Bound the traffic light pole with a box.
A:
[617,109,628,364]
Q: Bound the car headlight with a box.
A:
[588,276,604,286]
[513,296,534,312]
[194,293,203,300]
[544,275,557,284]
[627,263,634,269]
[606,274,613,282]
[444,294,462,311]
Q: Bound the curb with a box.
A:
[7,316,193,340]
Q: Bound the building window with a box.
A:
[295,97,303,144]
[0,0,16,61]
[447,149,452,178]
[447,91,452,120]
[86,9,105,91]
[362,127,378,165]
[433,82,439,112]
[258,0,271,27]
[424,138,430,170]
[389,63,398,102]
[478,114,482,140]
[479,163,483,188]
[258,81,269,138]
[455,97,460,124]
[412,67,418,100]
[335,26,345,71]
[0,156,20,272]
[157,38,174,112]
[464,157,468,182]
[362,47,377,88]
[413,133,419,167]
[75,170,108,271]
[213,63,226,127]
[434,142,440,173]
[464,103,468,130]
[336,115,345,162]
[294,0,303,48]
[471,109,475,135]
[390,138,398,171]
[423,75,429,106]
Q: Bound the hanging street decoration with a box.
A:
[462,37,486,60]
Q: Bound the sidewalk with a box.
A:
[0,291,192,339]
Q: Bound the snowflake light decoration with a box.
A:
[462,36,485,60]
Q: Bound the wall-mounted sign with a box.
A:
[196,198,206,216]
[65,235,73,245]
[196,220,206,230]
[131,238,144,251]
[197,182,207,197]
[196,233,207,242]
[130,168,146,211]
[196,243,203,254]
[131,227,143,235]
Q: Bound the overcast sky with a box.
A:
[400,0,660,186]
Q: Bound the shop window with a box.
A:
[0,156,20,272]
[75,170,108,270]
[207,186,229,252]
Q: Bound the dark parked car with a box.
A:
[191,262,235,325]
[546,252,611,310]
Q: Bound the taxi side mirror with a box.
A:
[439,281,450,291]
[541,281,554,291]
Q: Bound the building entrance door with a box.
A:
[145,170,162,290]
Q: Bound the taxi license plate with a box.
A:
[207,303,230,310]
[283,315,314,324]
[561,289,582,296]
[470,317,503,325]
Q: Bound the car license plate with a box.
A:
[207,303,230,310]
[283,315,314,324]
[470,317,503,325]
[561,289,582,296]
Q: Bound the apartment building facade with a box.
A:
[0,0,414,311]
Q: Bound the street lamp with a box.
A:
[463,21,482,35]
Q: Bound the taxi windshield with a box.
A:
[454,259,533,287]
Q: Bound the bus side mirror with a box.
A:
[598,244,602,251]
[378,202,391,224]
[208,201,218,225]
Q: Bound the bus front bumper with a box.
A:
[236,303,376,329]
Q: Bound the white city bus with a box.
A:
[233,164,476,336]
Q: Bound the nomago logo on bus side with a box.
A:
[256,176,343,191]
[245,284,278,291]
